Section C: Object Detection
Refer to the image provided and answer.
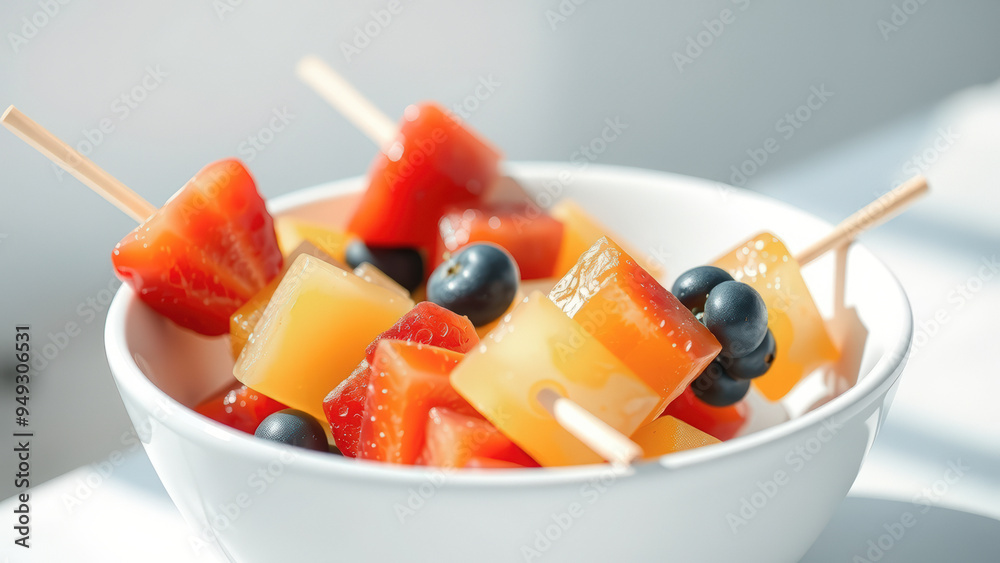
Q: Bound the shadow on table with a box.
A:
[800,496,1000,563]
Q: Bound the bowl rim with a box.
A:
[105,162,913,486]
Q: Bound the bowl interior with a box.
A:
[109,162,912,477]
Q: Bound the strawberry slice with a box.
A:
[112,159,283,335]
[418,407,539,469]
[347,102,501,254]
[359,341,477,464]
[435,203,564,280]
[323,361,370,457]
[324,302,479,457]
[661,387,748,441]
[363,301,479,362]
[195,380,288,434]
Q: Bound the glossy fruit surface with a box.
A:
[235,255,413,425]
[254,409,329,452]
[724,329,776,380]
[322,361,370,457]
[323,302,480,457]
[704,281,769,358]
[713,233,839,400]
[427,243,519,326]
[549,237,720,422]
[435,204,563,280]
[229,242,342,359]
[345,240,424,292]
[360,341,476,464]
[195,381,288,434]
[112,159,283,335]
[450,292,659,467]
[671,266,734,313]
[691,360,751,407]
[417,407,539,469]
[347,102,501,252]
[661,387,749,441]
[632,415,721,458]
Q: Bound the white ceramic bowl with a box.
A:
[105,163,912,563]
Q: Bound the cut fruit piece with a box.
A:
[194,380,288,435]
[235,254,414,425]
[229,241,343,359]
[713,233,839,401]
[360,341,477,464]
[324,302,480,457]
[450,292,660,467]
[472,280,558,339]
[363,301,480,363]
[435,204,564,280]
[549,237,721,423]
[661,387,749,441]
[348,102,501,252]
[631,415,720,459]
[464,457,529,469]
[550,199,660,280]
[274,217,355,263]
[323,360,370,457]
[417,407,538,469]
[352,263,409,298]
[112,159,283,335]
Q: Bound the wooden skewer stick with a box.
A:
[295,55,645,466]
[295,55,398,153]
[796,175,928,266]
[537,388,644,467]
[1,105,156,223]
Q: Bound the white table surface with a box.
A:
[4,82,1000,562]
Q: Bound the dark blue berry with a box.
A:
[671,266,734,313]
[723,329,776,380]
[427,243,519,327]
[345,240,423,292]
[704,281,768,358]
[255,409,329,452]
[690,361,750,407]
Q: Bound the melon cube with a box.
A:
[632,416,720,459]
[234,255,413,424]
[549,237,720,422]
[713,233,839,401]
[450,292,660,467]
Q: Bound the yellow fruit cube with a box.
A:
[632,416,720,459]
[235,255,413,423]
[450,292,659,467]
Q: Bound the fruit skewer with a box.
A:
[2,105,284,336]
[297,57,648,466]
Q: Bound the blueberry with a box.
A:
[671,266,734,313]
[254,409,329,452]
[690,361,751,407]
[345,240,423,292]
[704,281,768,358]
[427,243,519,326]
[723,329,776,380]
